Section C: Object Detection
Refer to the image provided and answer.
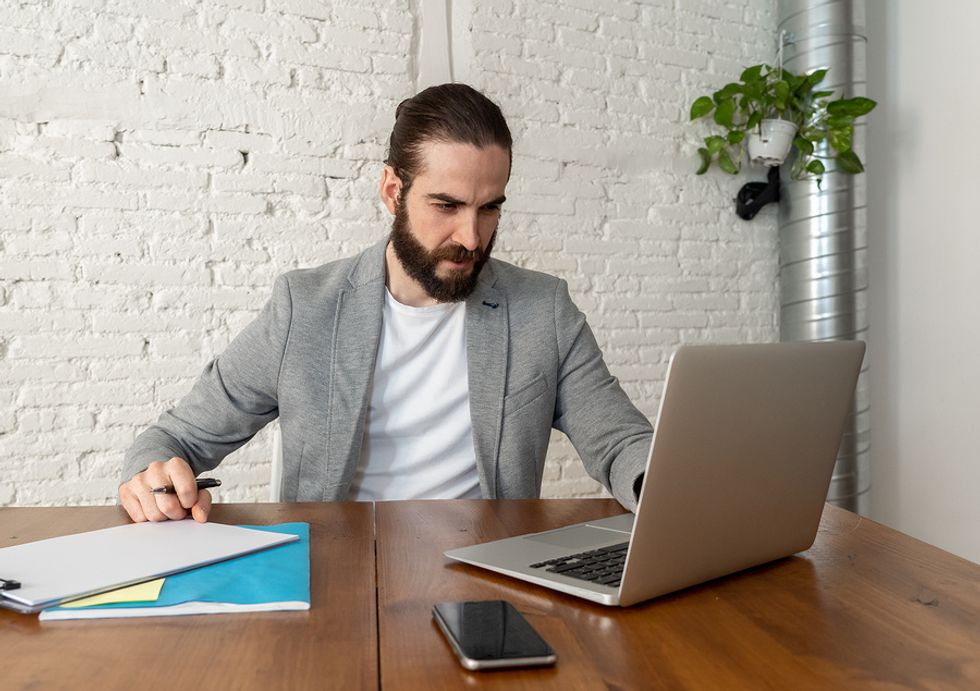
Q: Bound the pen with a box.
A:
[151,478,222,494]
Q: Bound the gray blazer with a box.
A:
[124,240,653,510]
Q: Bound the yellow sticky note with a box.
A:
[61,578,166,608]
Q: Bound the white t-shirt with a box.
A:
[347,289,481,501]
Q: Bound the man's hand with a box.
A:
[119,457,213,523]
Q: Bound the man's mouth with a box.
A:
[441,258,474,271]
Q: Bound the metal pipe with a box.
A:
[778,0,871,513]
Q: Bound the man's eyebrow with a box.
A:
[425,193,464,204]
[424,193,507,206]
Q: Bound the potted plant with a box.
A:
[690,64,876,184]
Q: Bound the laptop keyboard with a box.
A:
[529,542,629,588]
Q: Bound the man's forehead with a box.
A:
[410,139,510,188]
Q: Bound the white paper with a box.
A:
[0,520,297,612]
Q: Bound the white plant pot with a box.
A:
[747,119,797,166]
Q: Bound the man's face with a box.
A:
[385,140,509,303]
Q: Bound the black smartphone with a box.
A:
[432,600,557,671]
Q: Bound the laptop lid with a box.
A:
[445,341,865,607]
[618,340,865,605]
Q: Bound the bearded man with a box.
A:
[119,83,653,523]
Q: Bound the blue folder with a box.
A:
[40,522,309,620]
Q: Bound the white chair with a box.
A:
[269,421,283,502]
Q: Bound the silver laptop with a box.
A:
[445,341,866,606]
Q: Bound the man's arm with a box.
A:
[550,279,653,512]
[119,274,294,520]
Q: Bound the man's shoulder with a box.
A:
[486,257,563,295]
[278,240,386,297]
[281,255,356,288]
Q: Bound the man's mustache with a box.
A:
[432,244,483,263]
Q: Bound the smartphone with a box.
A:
[432,600,557,671]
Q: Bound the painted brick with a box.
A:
[223,58,293,86]
[10,336,145,360]
[76,160,209,189]
[277,40,372,72]
[0,154,71,181]
[0,260,75,281]
[277,0,332,21]
[81,262,210,286]
[119,144,244,168]
[122,129,202,146]
[167,52,221,79]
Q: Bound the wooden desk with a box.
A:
[4,500,979,690]
[376,500,980,690]
[0,503,377,690]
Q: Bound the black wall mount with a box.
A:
[735,166,780,220]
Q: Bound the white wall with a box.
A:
[866,0,980,563]
[0,0,779,506]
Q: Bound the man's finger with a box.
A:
[191,489,212,523]
[119,483,147,523]
[135,483,171,522]
[162,457,198,509]
[156,493,189,521]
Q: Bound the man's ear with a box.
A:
[379,165,402,216]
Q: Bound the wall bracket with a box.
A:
[735,166,780,220]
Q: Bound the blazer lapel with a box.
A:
[323,240,386,499]
[466,262,508,498]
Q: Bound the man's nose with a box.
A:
[452,212,481,251]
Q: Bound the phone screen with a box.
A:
[432,600,556,669]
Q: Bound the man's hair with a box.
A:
[385,83,512,192]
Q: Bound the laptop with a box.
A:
[445,341,866,606]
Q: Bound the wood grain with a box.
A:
[0,503,377,691]
[5,500,979,690]
[375,500,980,690]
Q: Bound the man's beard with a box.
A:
[389,201,495,303]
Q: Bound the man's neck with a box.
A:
[384,242,438,307]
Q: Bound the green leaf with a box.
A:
[812,90,834,99]
[714,98,736,127]
[803,68,828,89]
[827,97,877,117]
[705,135,726,154]
[806,159,825,177]
[746,111,763,130]
[714,83,742,101]
[690,96,714,120]
[836,150,864,173]
[774,80,790,110]
[825,114,855,129]
[740,64,764,83]
[784,71,804,93]
[727,130,745,145]
[718,148,739,175]
[744,80,765,100]
[828,125,853,153]
[696,147,711,175]
[794,137,814,156]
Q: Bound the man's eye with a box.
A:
[436,203,457,211]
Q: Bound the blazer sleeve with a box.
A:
[122,274,293,481]
[550,279,653,511]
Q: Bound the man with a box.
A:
[119,83,653,523]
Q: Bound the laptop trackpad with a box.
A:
[524,525,618,550]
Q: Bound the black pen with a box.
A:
[151,478,222,494]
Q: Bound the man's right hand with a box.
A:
[119,457,212,523]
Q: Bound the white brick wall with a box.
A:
[0,0,778,507]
